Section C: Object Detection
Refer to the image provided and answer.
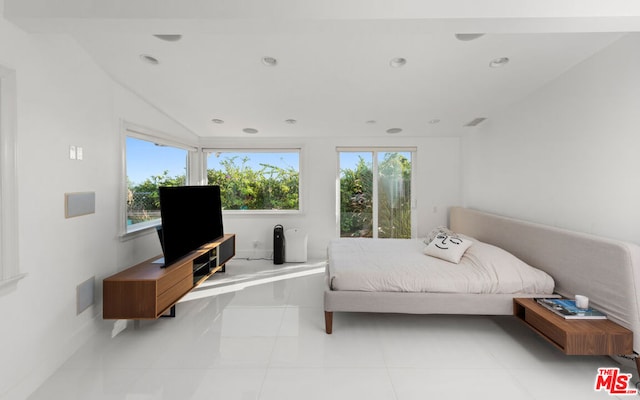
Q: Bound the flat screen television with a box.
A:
[158,185,224,267]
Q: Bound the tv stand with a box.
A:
[103,234,235,319]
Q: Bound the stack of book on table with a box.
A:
[536,298,607,319]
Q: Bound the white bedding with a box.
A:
[328,238,554,294]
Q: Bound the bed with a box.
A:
[324,207,640,361]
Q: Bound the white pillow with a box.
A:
[424,226,458,245]
[423,234,473,263]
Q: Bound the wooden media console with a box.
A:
[103,234,235,319]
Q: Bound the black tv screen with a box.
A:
[158,185,224,266]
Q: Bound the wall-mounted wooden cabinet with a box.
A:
[103,234,235,319]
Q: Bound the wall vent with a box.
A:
[76,276,95,315]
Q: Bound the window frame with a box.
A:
[0,65,24,291]
[203,147,304,215]
[120,122,197,238]
[336,146,417,239]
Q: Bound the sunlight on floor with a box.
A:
[180,259,326,302]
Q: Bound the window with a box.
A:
[205,149,300,212]
[338,148,415,238]
[124,128,192,234]
[0,65,23,289]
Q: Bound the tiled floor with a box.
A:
[29,259,638,400]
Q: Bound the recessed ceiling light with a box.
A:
[284,119,297,124]
[386,128,403,134]
[455,33,485,41]
[211,119,224,124]
[429,119,441,124]
[489,57,510,68]
[139,54,159,65]
[243,128,259,134]
[389,57,407,68]
[153,34,182,42]
[262,57,278,66]
[365,120,377,124]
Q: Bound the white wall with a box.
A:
[462,33,640,244]
[0,16,196,399]
[201,135,462,259]
[0,14,463,398]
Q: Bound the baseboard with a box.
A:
[235,249,273,260]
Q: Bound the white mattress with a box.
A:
[328,238,554,294]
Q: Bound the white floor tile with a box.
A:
[28,259,639,400]
[30,368,268,400]
[508,364,629,400]
[260,368,397,400]
[219,307,286,337]
[283,274,326,307]
[376,315,504,369]
[190,368,267,400]
[388,368,535,400]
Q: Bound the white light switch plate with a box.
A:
[69,145,76,160]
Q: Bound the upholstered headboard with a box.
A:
[450,207,640,355]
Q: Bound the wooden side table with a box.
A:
[513,298,634,365]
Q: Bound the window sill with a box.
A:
[120,210,302,241]
[120,220,161,241]
[223,209,302,216]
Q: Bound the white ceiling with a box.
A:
[5,1,640,138]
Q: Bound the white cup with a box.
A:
[575,295,589,309]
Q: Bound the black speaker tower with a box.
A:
[273,224,284,264]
